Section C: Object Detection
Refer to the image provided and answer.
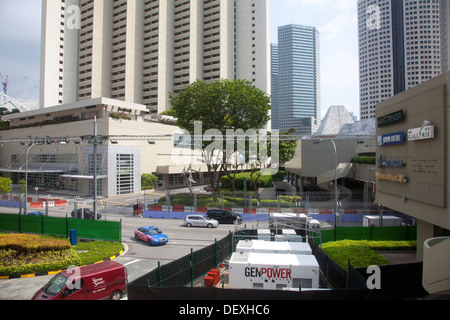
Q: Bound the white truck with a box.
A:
[236,240,312,255]
[228,251,320,291]
[363,215,402,227]
[257,228,303,242]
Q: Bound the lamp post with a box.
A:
[24,143,41,215]
[313,139,338,240]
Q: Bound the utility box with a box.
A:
[275,229,303,242]
[363,215,402,227]
[69,229,77,246]
[229,252,320,291]
[236,240,312,255]
[269,212,308,229]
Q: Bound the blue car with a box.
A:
[134,226,168,246]
[27,211,45,216]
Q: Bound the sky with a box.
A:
[0,0,360,119]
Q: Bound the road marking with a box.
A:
[123,259,141,267]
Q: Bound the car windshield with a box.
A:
[146,229,161,235]
[42,273,70,296]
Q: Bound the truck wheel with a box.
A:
[111,291,122,300]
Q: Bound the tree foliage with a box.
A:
[166,79,271,133]
[0,177,12,193]
[166,79,272,200]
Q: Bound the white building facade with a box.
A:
[358,0,441,120]
[40,0,270,114]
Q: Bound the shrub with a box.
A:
[320,240,416,270]
[142,173,158,190]
[0,248,81,276]
[221,171,274,190]
[0,234,70,255]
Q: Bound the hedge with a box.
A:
[221,170,285,190]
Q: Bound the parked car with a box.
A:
[206,209,242,224]
[134,226,168,246]
[27,211,45,216]
[32,261,128,300]
[184,215,219,228]
[71,208,102,220]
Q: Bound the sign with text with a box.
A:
[377,110,404,127]
[377,132,404,146]
[408,125,435,141]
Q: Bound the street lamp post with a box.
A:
[24,143,41,215]
[314,139,338,240]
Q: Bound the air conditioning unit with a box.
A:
[422,236,450,294]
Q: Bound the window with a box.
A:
[116,154,134,195]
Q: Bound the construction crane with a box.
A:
[23,76,39,91]
[0,73,9,94]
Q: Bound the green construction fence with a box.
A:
[317,225,417,244]
[0,213,121,242]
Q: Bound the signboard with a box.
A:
[377,132,404,146]
[377,154,406,168]
[407,125,434,141]
[377,110,404,127]
[375,172,408,184]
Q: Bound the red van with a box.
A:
[32,261,127,300]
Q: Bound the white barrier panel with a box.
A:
[232,208,244,214]
[162,205,173,212]
[256,208,269,214]
[184,206,195,213]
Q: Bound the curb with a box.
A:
[0,247,125,280]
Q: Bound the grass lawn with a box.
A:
[0,233,124,276]
[321,240,416,270]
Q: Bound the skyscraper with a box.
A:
[357,0,441,120]
[441,0,450,72]
[39,0,270,114]
[271,24,321,136]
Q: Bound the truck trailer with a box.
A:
[363,215,402,227]
[228,252,320,291]
[236,240,312,255]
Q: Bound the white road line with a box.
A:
[123,259,141,266]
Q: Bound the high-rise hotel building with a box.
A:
[39,0,270,114]
[358,0,441,120]
[441,0,450,72]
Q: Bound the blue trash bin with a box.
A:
[70,229,77,246]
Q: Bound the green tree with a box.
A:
[141,173,158,190]
[246,128,298,201]
[0,177,12,193]
[166,79,272,200]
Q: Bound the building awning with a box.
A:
[59,174,108,180]
[0,168,67,174]
[317,163,354,186]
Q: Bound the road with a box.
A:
[0,191,262,300]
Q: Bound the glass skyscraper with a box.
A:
[271,24,321,136]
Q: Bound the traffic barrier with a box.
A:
[319,209,333,215]
[197,207,207,213]
[173,205,185,212]
[29,202,44,208]
[151,205,162,211]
